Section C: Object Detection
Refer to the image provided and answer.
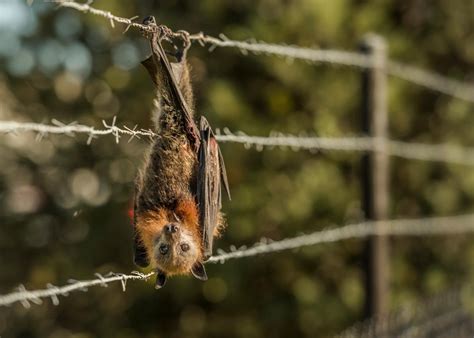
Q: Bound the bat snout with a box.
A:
[164,223,179,234]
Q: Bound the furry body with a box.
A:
[135,58,202,274]
[133,26,225,285]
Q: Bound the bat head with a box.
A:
[153,220,207,288]
[136,200,207,288]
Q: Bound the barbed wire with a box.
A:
[0,118,156,144]
[387,61,474,103]
[57,1,371,68]
[3,120,474,166]
[207,213,474,263]
[338,288,473,337]
[57,1,474,102]
[0,271,154,308]
[384,140,474,166]
[2,213,474,308]
[217,130,474,165]
[216,130,374,152]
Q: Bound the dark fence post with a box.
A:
[360,34,390,321]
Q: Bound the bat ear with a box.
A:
[155,269,167,289]
[191,262,208,281]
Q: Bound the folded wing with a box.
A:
[197,116,231,260]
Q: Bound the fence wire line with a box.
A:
[387,61,474,104]
[0,272,154,308]
[208,213,474,263]
[2,213,474,308]
[57,1,371,68]
[3,120,474,166]
[218,131,474,166]
[0,118,156,144]
[58,1,474,102]
[338,288,473,337]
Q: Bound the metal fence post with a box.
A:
[360,34,390,320]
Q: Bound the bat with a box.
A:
[132,16,230,289]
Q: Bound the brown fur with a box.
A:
[135,209,168,261]
[135,198,202,275]
[134,57,223,276]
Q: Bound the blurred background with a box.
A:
[1,0,474,337]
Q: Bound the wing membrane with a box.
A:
[197,117,230,259]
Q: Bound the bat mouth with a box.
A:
[154,255,198,275]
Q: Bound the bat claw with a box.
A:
[140,16,158,40]
[141,16,190,62]
[142,15,156,26]
[155,269,167,289]
[175,30,191,61]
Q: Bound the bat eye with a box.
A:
[180,243,190,252]
[159,244,169,255]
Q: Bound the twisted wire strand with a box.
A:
[388,61,474,103]
[3,120,474,166]
[338,288,469,337]
[217,131,474,165]
[216,132,374,152]
[398,308,469,338]
[57,1,371,68]
[207,213,474,263]
[3,0,473,313]
[195,37,372,68]
[387,140,474,166]
[0,118,156,144]
[57,1,474,101]
[1,213,474,308]
[0,272,154,308]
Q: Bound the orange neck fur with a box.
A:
[135,198,201,272]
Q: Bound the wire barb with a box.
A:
[0,119,157,142]
[2,120,474,166]
[57,0,474,102]
[1,214,474,308]
[0,272,154,308]
[207,213,474,263]
[2,1,474,312]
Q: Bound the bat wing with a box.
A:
[141,21,200,151]
[140,18,231,261]
[197,117,231,260]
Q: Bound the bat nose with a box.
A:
[164,224,179,234]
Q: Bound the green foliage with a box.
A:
[1,0,474,337]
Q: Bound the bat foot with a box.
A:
[140,15,158,40]
[142,16,156,26]
[155,269,167,289]
[173,30,191,62]
[141,16,190,62]
[162,31,191,63]
[191,262,208,281]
